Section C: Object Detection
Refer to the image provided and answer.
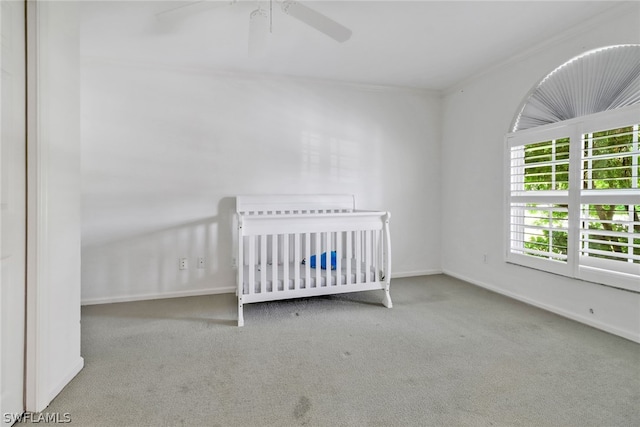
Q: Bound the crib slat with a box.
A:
[323,232,329,286]
[260,235,267,293]
[283,234,290,291]
[294,233,301,290]
[305,233,311,289]
[373,230,379,282]
[346,231,352,285]
[248,236,255,295]
[330,232,335,286]
[335,232,342,286]
[365,230,372,283]
[315,232,321,288]
[272,234,278,291]
[355,231,362,284]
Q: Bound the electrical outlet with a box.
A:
[179,258,188,270]
[197,257,205,269]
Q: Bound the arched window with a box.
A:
[511,45,640,132]
[506,45,640,292]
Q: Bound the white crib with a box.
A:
[235,195,392,326]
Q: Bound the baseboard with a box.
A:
[443,269,640,344]
[82,272,442,306]
[45,357,84,411]
[392,269,442,279]
[81,287,236,306]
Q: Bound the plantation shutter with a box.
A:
[506,106,640,291]
[579,121,640,279]
[506,126,572,276]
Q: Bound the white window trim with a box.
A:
[505,104,640,292]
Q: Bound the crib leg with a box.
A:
[238,297,244,327]
[381,288,393,308]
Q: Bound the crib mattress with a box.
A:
[242,261,380,294]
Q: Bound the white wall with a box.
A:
[441,3,640,342]
[80,61,441,303]
[26,1,83,411]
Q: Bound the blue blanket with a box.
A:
[305,251,337,270]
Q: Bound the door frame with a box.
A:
[25,0,46,412]
[24,0,83,412]
[0,0,27,422]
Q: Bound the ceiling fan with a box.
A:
[155,0,353,57]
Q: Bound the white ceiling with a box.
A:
[80,0,625,90]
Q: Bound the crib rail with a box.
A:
[237,194,355,215]
[236,209,391,326]
[240,211,386,235]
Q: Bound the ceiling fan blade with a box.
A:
[248,8,270,58]
[155,0,235,24]
[281,1,352,43]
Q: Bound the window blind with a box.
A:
[512,45,640,132]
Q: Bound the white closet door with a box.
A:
[1,0,26,424]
